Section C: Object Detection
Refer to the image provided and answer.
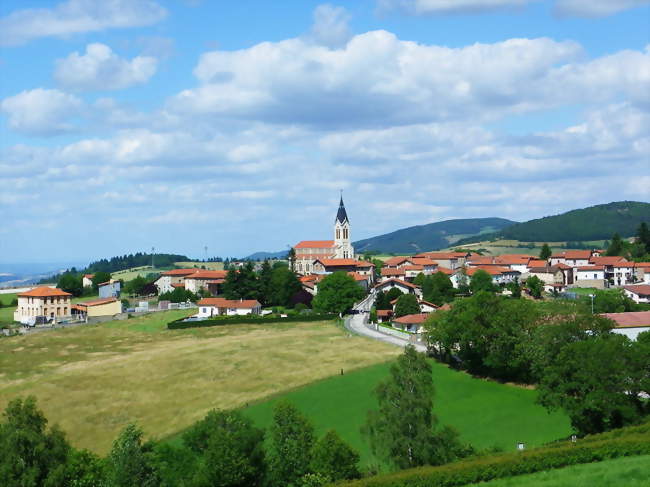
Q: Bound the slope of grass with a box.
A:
[0,293,17,326]
[240,360,571,468]
[0,313,398,454]
[174,261,224,271]
[468,454,650,487]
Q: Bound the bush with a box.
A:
[168,313,338,329]
[294,303,308,312]
[338,422,650,487]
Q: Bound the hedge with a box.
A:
[338,422,650,487]
[168,313,338,329]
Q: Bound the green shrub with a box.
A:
[167,313,338,329]
[339,422,650,487]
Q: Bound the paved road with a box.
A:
[345,293,427,352]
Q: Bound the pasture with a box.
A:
[0,312,398,454]
[239,360,572,468]
[174,261,224,271]
[0,292,17,326]
[467,454,650,487]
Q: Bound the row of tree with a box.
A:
[426,292,650,435]
[0,397,362,487]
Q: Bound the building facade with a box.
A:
[14,287,72,325]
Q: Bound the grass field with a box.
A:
[0,312,399,454]
[0,292,17,326]
[446,239,607,256]
[174,261,224,271]
[468,455,650,486]
[110,266,168,281]
[235,360,571,468]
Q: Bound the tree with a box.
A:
[606,232,624,256]
[374,291,391,311]
[287,248,297,272]
[394,294,420,318]
[537,335,643,435]
[413,273,426,286]
[57,273,83,297]
[184,410,265,487]
[637,222,650,253]
[312,272,364,314]
[385,287,404,303]
[258,260,274,305]
[91,271,112,291]
[124,275,148,296]
[267,267,302,307]
[526,275,544,299]
[0,396,71,486]
[507,277,521,298]
[267,402,315,487]
[469,269,495,294]
[363,346,469,469]
[158,287,197,303]
[310,430,360,482]
[585,289,636,313]
[106,423,160,487]
[539,243,552,260]
[424,272,455,306]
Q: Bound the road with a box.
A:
[345,293,427,352]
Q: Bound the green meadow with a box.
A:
[239,360,572,468]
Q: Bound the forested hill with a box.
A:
[353,218,515,254]
[85,253,189,273]
[456,201,650,244]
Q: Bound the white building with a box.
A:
[196,298,262,318]
[602,311,650,341]
[154,268,199,294]
[623,285,650,304]
[574,266,606,288]
[184,270,228,295]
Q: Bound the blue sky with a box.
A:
[1,0,649,264]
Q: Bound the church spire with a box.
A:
[336,192,349,224]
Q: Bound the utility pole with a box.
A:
[151,247,155,269]
[204,245,208,262]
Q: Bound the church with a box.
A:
[293,196,355,275]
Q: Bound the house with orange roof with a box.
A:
[14,287,72,325]
[465,265,521,285]
[374,278,423,299]
[184,270,228,295]
[392,313,431,333]
[82,274,95,288]
[623,285,650,304]
[601,311,650,341]
[71,297,122,320]
[196,298,262,318]
[413,251,470,269]
[550,250,594,267]
[154,268,200,294]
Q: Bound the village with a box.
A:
[7,197,650,343]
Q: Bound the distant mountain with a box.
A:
[456,201,650,245]
[353,218,516,255]
[244,250,289,261]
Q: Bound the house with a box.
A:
[413,252,470,270]
[14,287,72,325]
[82,274,94,288]
[293,196,354,275]
[634,263,650,284]
[312,258,360,274]
[588,256,632,285]
[348,272,372,291]
[574,266,607,289]
[98,279,121,298]
[154,268,199,294]
[374,278,423,299]
[196,298,262,318]
[525,264,572,287]
[550,250,594,267]
[623,285,650,304]
[601,311,650,341]
[465,266,521,285]
[72,297,122,319]
[380,267,406,281]
[392,313,430,333]
[418,300,438,313]
[183,270,228,295]
[377,309,393,322]
[383,256,414,268]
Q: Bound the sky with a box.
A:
[1,0,649,264]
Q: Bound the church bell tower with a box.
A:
[334,194,354,259]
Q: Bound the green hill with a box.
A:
[353,218,516,254]
[457,201,650,245]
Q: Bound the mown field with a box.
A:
[234,360,571,468]
[174,261,224,271]
[110,266,167,281]
[468,454,650,487]
[0,312,399,454]
[445,239,607,256]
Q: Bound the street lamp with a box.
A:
[588,294,595,314]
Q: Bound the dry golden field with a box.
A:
[0,310,398,454]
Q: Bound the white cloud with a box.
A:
[55,43,158,91]
[554,0,650,18]
[1,88,84,136]
[0,0,167,46]
[307,4,352,48]
[378,0,535,15]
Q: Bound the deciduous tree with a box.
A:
[106,424,160,487]
[394,293,420,318]
[539,243,552,260]
[312,272,364,314]
[469,269,495,294]
[310,430,360,482]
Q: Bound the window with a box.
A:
[336,229,340,239]
[594,274,597,279]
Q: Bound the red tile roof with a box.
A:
[466,265,516,276]
[410,258,437,266]
[377,309,393,317]
[436,267,454,275]
[348,272,369,281]
[623,285,650,297]
[374,278,420,290]
[76,297,118,307]
[294,240,335,249]
[552,250,592,259]
[577,265,604,271]
[197,298,261,309]
[601,311,650,328]
[393,313,430,325]
[184,270,228,279]
[162,268,200,276]
[383,256,412,266]
[634,262,650,269]
[589,256,627,266]
[18,287,71,298]
[355,261,374,268]
[527,260,548,267]
[403,265,424,271]
[381,268,406,276]
[83,274,94,279]
[419,300,439,309]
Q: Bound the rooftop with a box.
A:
[197,298,261,309]
[601,311,650,328]
[18,287,71,298]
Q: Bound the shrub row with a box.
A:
[168,313,338,329]
[339,424,650,487]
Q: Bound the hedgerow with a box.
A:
[167,313,337,329]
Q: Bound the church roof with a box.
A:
[336,196,349,224]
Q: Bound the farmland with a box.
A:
[0,312,399,454]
